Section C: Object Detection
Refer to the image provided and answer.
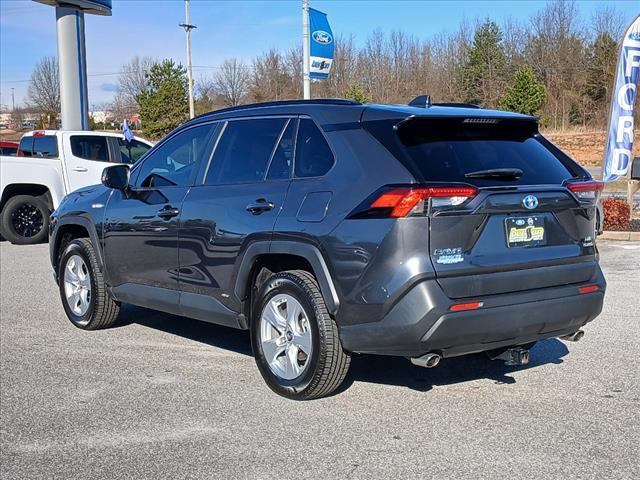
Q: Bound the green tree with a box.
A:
[463,20,506,107]
[584,32,618,104]
[499,65,547,116]
[344,83,369,103]
[136,60,189,139]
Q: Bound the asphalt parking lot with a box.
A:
[1,241,638,480]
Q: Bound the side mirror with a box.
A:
[102,164,130,191]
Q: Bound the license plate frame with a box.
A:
[505,216,546,248]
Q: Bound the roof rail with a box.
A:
[194,98,361,119]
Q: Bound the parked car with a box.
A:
[1,130,152,244]
[0,140,19,156]
[49,99,606,399]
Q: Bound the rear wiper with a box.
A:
[464,168,523,180]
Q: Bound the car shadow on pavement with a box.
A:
[117,304,253,356]
[117,304,570,395]
[337,339,570,394]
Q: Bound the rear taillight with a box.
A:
[450,301,484,312]
[579,284,600,294]
[567,181,604,201]
[368,185,478,217]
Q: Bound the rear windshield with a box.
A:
[18,135,58,158]
[0,146,18,156]
[364,117,582,186]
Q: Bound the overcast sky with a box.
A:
[0,0,637,110]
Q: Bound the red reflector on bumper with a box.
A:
[579,285,599,294]
[450,301,484,312]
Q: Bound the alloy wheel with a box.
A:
[63,255,92,318]
[11,203,43,238]
[259,293,313,380]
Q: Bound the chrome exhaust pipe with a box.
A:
[410,353,441,368]
[560,330,585,342]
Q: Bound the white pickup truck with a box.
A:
[0,130,153,244]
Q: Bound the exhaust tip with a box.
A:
[560,330,585,342]
[411,353,441,368]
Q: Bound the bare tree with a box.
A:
[215,58,249,106]
[114,56,155,115]
[525,0,585,129]
[27,56,60,115]
[251,50,290,102]
[591,4,625,41]
[194,75,220,114]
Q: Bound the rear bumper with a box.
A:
[339,266,606,358]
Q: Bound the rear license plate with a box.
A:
[505,216,546,248]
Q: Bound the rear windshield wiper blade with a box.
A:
[464,168,523,180]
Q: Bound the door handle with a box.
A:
[72,166,88,172]
[246,199,275,215]
[157,206,180,219]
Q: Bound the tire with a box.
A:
[251,270,350,400]
[0,195,50,245]
[58,238,120,330]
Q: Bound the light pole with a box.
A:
[33,1,112,130]
[11,88,15,112]
[180,0,197,119]
[302,0,310,99]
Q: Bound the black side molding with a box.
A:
[50,215,104,274]
[112,283,245,329]
[233,240,340,315]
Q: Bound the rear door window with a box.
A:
[32,135,58,158]
[266,119,296,181]
[204,118,287,185]
[70,135,109,161]
[365,117,580,186]
[294,119,334,178]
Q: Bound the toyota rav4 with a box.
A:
[50,98,606,399]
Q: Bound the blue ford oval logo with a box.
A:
[312,30,332,45]
[522,195,539,210]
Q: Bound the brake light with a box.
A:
[567,181,604,201]
[579,284,599,294]
[370,186,478,217]
[450,301,484,312]
[32,130,46,137]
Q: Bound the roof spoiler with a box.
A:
[408,95,481,109]
[408,95,432,108]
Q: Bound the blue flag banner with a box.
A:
[309,8,334,80]
[603,15,640,182]
[123,119,134,143]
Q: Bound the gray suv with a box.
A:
[49,99,606,399]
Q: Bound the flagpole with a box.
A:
[302,0,311,99]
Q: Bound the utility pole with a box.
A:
[302,0,310,99]
[11,88,15,111]
[180,0,196,119]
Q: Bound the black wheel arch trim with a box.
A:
[234,240,340,315]
[50,216,104,277]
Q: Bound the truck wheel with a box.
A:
[58,238,120,330]
[0,195,50,245]
[251,270,351,400]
